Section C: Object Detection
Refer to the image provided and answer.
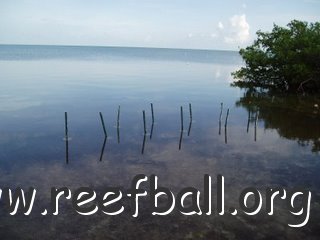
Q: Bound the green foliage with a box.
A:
[232,20,320,94]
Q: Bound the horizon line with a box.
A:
[0,43,239,53]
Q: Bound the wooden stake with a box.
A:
[151,103,154,123]
[64,112,69,164]
[117,105,120,127]
[143,110,147,134]
[180,106,184,131]
[64,112,68,138]
[189,103,192,120]
[99,112,107,137]
[224,108,229,127]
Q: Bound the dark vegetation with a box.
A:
[232,20,320,94]
[236,90,320,153]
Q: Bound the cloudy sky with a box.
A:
[0,0,319,50]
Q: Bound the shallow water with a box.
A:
[0,45,319,239]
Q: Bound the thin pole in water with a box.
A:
[180,106,184,131]
[99,112,107,137]
[117,106,120,144]
[219,103,223,135]
[65,112,68,138]
[224,108,229,127]
[143,110,147,134]
[188,103,192,136]
[117,105,120,128]
[219,103,223,122]
[64,112,69,164]
[189,103,192,120]
[151,103,154,123]
[66,138,69,164]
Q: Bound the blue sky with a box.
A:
[0,0,319,50]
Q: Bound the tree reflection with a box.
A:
[236,90,320,153]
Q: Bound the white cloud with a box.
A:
[224,14,250,44]
[218,21,224,30]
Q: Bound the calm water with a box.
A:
[0,45,319,239]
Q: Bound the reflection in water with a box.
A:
[141,133,146,154]
[117,106,121,143]
[180,106,184,131]
[224,125,228,144]
[2,45,320,240]
[150,103,155,139]
[217,104,230,143]
[150,122,154,140]
[246,110,251,133]
[188,103,192,136]
[179,105,185,149]
[236,91,320,152]
[99,137,107,161]
[142,110,147,134]
[224,108,229,127]
[219,103,223,135]
[179,130,183,150]
[65,137,69,164]
[117,105,120,128]
[224,108,229,144]
[246,109,258,141]
[117,125,120,143]
[141,109,148,154]
[187,119,192,137]
[64,112,69,164]
[254,111,259,142]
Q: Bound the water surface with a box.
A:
[0,45,319,240]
